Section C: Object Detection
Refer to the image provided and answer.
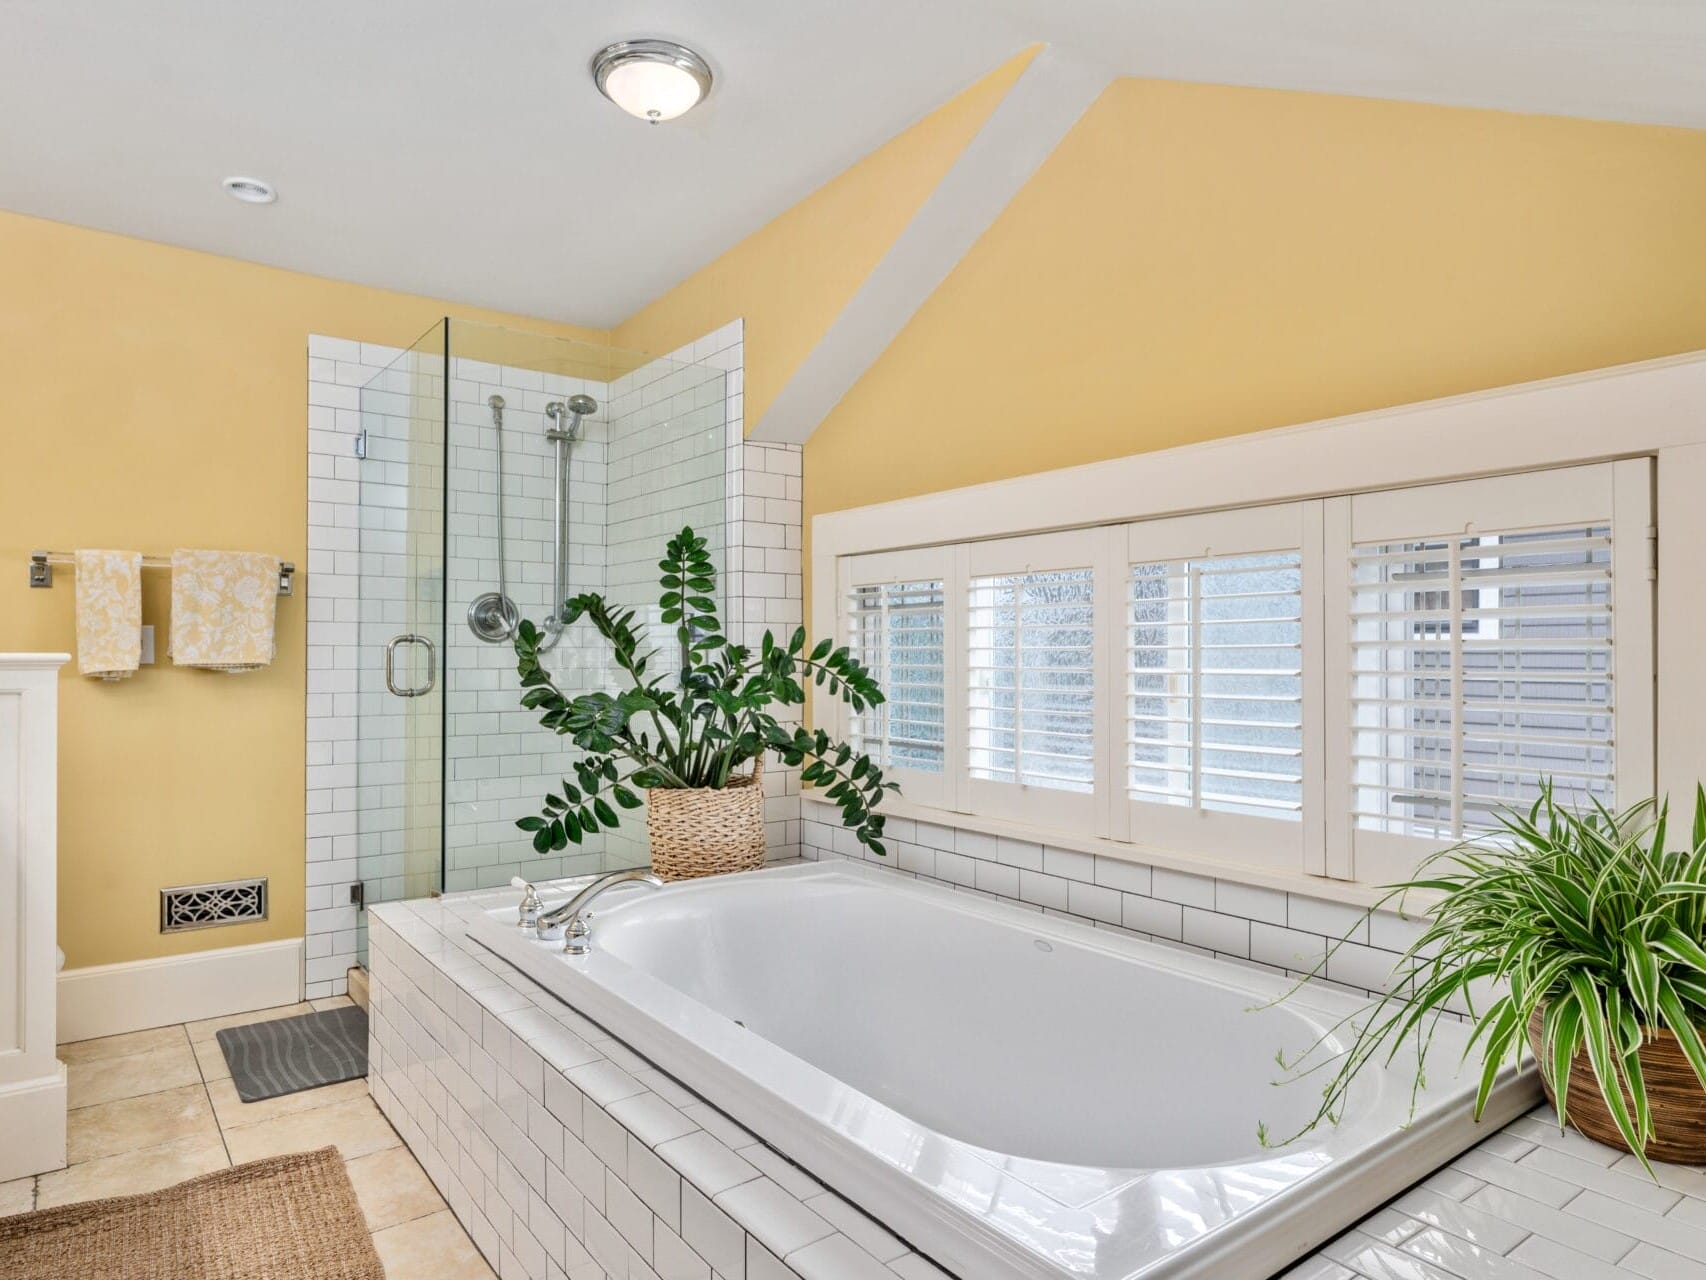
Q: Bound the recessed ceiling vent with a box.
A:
[160,878,269,933]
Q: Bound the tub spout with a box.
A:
[536,868,665,954]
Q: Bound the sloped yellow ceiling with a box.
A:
[805,77,1706,516]
[610,48,1040,425]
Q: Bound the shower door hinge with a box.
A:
[349,881,366,910]
[1648,526,1658,582]
[353,428,368,460]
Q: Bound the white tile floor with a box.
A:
[1289,1104,1706,1279]
[0,997,495,1280]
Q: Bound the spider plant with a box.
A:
[511,526,896,853]
[1266,783,1706,1169]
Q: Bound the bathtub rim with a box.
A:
[466,861,1540,1279]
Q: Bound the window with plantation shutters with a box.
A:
[1334,461,1654,885]
[964,530,1104,831]
[827,458,1654,887]
[846,580,947,774]
[1128,552,1304,817]
[838,548,957,809]
[968,569,1096,790]
[1119,504,1315,868]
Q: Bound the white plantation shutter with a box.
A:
[1335,461,1654,883]
[847,580,947,772]
[1120,504,1314,868]
[964,530,1105,831]
[826,460,1654,887]
[839,548,957,808]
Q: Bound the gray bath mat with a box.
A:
[217,1006,368,1103]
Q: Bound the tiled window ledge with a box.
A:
[366,887,947,1280]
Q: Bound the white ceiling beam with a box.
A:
[750,45,1114,446]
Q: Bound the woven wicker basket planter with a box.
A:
[1527,1009,1706,1163]
[645,756,766,881]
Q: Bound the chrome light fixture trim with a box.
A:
[591,39,713,123]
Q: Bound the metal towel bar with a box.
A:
[28,550,295,596]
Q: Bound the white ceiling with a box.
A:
[3,2,1702,331]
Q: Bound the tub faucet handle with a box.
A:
[511,877,543,932]
[564,916,591,956]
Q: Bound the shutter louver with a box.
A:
[846,580,947,774]
[1128,552,1305,819]
[1349,526,1616,840]
[968,568,1096,793]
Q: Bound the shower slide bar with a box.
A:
[28,551,296,595]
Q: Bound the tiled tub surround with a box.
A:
[367,875,1706,1280]
[367,892,945,1280]
[465,863,1535,1280]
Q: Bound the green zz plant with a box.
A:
[1266,782,1706,1170]
[510,526,897,855]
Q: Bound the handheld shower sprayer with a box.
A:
[536,393,599,653]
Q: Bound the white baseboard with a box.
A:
[0,1068,66,1180]
[57,938,305,1043]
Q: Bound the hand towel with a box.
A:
[169,550,279,673]
[74,550,142,680]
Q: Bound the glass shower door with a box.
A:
[354,323,447,960]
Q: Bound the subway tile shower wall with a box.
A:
[798,801,1432,1003]
[306,322,803,998]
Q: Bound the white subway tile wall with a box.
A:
[799,797,1427,1002]
[307,322,802,997]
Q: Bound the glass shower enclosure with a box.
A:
[353,319,729,954]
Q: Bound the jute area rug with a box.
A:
[0,1147,384,1280]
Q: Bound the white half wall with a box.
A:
[751,44,1114,445]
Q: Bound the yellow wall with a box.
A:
[0,210,602,968]
[612,49,1037,424]
[805,79,1706,515]
[616,69,1706,561]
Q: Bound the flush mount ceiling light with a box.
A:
[222,176,276,204]
[591,39,712,123]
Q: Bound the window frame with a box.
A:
[1114,502,1322,874]
[829,462,1654,886]
[1324,459,1655,885]
[813,357,1696,896]
[961,528,1110,835]
[837,546,962,812]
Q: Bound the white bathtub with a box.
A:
[467,862,1537,1279]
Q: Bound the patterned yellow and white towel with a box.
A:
[74,550,142,680]
[169,550,279,673]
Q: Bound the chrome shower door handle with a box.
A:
[385,634,437,697]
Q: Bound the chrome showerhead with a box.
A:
[545,393,598,442]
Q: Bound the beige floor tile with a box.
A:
[309,995,354,1012]
[67,1083,219,1164]
[345,1145,445,1231]
[221,1094,399,1165]
[192,1034,232,1082]
[184,1002,315,1044]
[67,1038,202,1109]
[0,1178,34,1217]
[207,1075,370,1130]
[371,1208,496,1280]
[57,1024,187,1065]
[35,1131,229,1209]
